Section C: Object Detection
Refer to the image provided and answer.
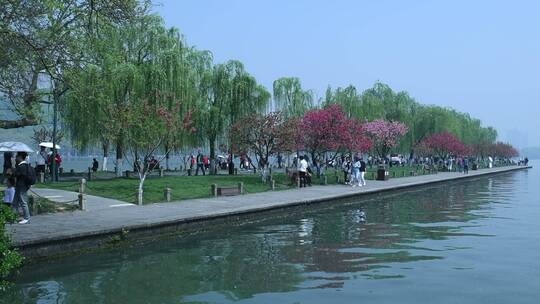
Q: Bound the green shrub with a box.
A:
[0,204,23,291]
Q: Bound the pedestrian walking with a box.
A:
[298,155,308,187]
[351,157,361,187]
[13,152,36,224]
[195,150,205,175]
[360,158,367,186]
[203,155,209,170]
[342,156,351,184]
[36,146,48,176]
[463,158,469,174]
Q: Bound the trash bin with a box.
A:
[376,165,389,181]
[472,164,478,170]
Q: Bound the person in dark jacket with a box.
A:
[13,152,32,224]
[92,158,99,172]
[195,150,205,175]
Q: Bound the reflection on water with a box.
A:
[3,166,540,304]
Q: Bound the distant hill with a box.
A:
[521,147,540,160]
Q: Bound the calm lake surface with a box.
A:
[3,163,538,303]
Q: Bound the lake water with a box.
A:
[2,163,538,303]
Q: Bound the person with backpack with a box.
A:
[13,152,35,224]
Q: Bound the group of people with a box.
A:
[295,154,367,188]
[133,156,160,173]
[36,146,62,180]
[3,151,36,224]
[341,156,367,187]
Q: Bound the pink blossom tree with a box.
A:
[115,100,194,205]
[489,142,519,159]
[298,105,372,162]
[417,131,468,158]
[363,119,408,158]
[230,112,297,169]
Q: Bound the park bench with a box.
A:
[211,183,244,197]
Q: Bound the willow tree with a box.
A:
[0,0,141,129]
[64,14,198,174]
[273,77,313,118]
[196,60,269,172]
[324,85,361,118]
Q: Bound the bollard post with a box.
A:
[238,182,244,194]
[164,187,171,202]
[159,169,164,177]
[39,171,45,183]
[88,167,93,181]
[79,178,87,211]
[271,179,275,190]
[297,175,301,188]
[211,184,217,197]
[336,175,340,184]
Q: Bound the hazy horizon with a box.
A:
[154,0,539,148]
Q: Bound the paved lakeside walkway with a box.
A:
[30,188,134,211]
[7,165,531,256]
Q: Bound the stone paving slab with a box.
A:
[7,165,531,251]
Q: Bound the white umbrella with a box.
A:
[39,142,61,149]
[0,141,34,152]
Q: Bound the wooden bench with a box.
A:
[211,183,244,197]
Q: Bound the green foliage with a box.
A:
[0,0,142,128]
[0,204,23,291]
[273,77,313,118]
[195,60,270,159]
[325,82,498,153]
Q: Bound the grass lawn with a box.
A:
[36,173,296,204]
[35,165,437,204]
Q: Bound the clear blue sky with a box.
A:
[154,0,539,147]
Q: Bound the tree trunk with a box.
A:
[164,142,170,170]
[102,140,109,171]
[137,174,146,206]
[209,136,216,175]
[116,138,123,177]
[310,151,320,177]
